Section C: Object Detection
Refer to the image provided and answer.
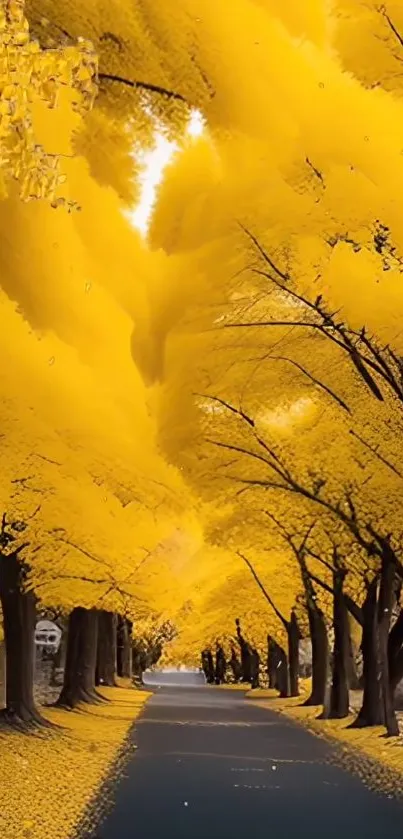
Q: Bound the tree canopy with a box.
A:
[2,0,403,735]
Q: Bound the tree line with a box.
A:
[200,510,403,739]
[0,514,175,729]
[201,619,261,689]
[175,228,403,741]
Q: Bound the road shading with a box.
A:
[94,686,403,839]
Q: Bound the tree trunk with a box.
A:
[297,554,329,708]
[276,643,289,697]
[0,551,45,727]
[267,635,277,688]
[240,645,252,683]
[388,609,403,697]
[378,558,399,736]
[268,638,289,695]
[202,649,216,683]
[229,650,241,683]
[346,623,360,691]
[389,650,403,700]
[215,647,227,685]
[350,578,384,728]
[287,612,300,697]
[250,648,260,689]
[206,650,215,684]
[303,606,329,707]
[96,611,117,687]
[50,623,67,688]
[327,571,350,719]
[117,616,132,679]
[236,619,252,683]
[56,607,102,709]
[132,640,146,684]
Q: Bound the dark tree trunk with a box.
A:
[350,579,384,728]
[57,607,102,709]
[132,643,144,683]
[378,558,399,736]
[268,637,289,694]
[346,623,361,690]
[388,609,403,697]
[202,650,215,683]
[389,650,403,699]
[388,609,403,668]
[96,611,117,687]
[215,646,227,685]
[240,647,252,682]
[236,619,252,683]
[117,616,132,679]
[0,551,46,727]
[297,553,329,708]
[250,648,260,689]
[201,651,208,682]
[303,606,329,707]
[287,611,300,697]
[276,643,289,697]
[267,636,278,689]
[229,647,242,683]
[205,650,215,684]
[50,623,67,688]
[327,571,350,719]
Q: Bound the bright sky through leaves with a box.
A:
[131,110,205,235]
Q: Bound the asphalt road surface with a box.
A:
[94,684,403,839]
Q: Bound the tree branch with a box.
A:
[349,428,403,479]
[237,550,288,629]
[381,8,403,50]
[98,73,187,103]
[230,228,403,403]
[271,355,351,413]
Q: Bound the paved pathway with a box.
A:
[95,686,403,838]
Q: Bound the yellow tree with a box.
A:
[6,0,403,735]
[163,544,295,676]
[0,1,205,725]
[24,0,216,201]
[131,0,403,735]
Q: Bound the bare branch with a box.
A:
[195,393,255,428]
[305,546,335,574]
[98,73,187,103]
[271,356,351,413]
[238,224,289,282]
[237,551,288,629]
[33,453,62,467]
[306,157,325,185]
[306,569,334,597]
[56,538,115,577]
[381,7,403,50]
[200,394,291,475]
[349,429,403,479]
[227,228,403,402]
[205,438,288,483]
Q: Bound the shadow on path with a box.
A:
[91,686,403,839]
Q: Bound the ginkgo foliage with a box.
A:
[0,0,96,206]
[120,0,403,734]
[0,0,200,638]
[3,0,403,743]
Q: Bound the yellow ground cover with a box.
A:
[246,684,403,781]
[218,683,250,691]
[0,686,151,839]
